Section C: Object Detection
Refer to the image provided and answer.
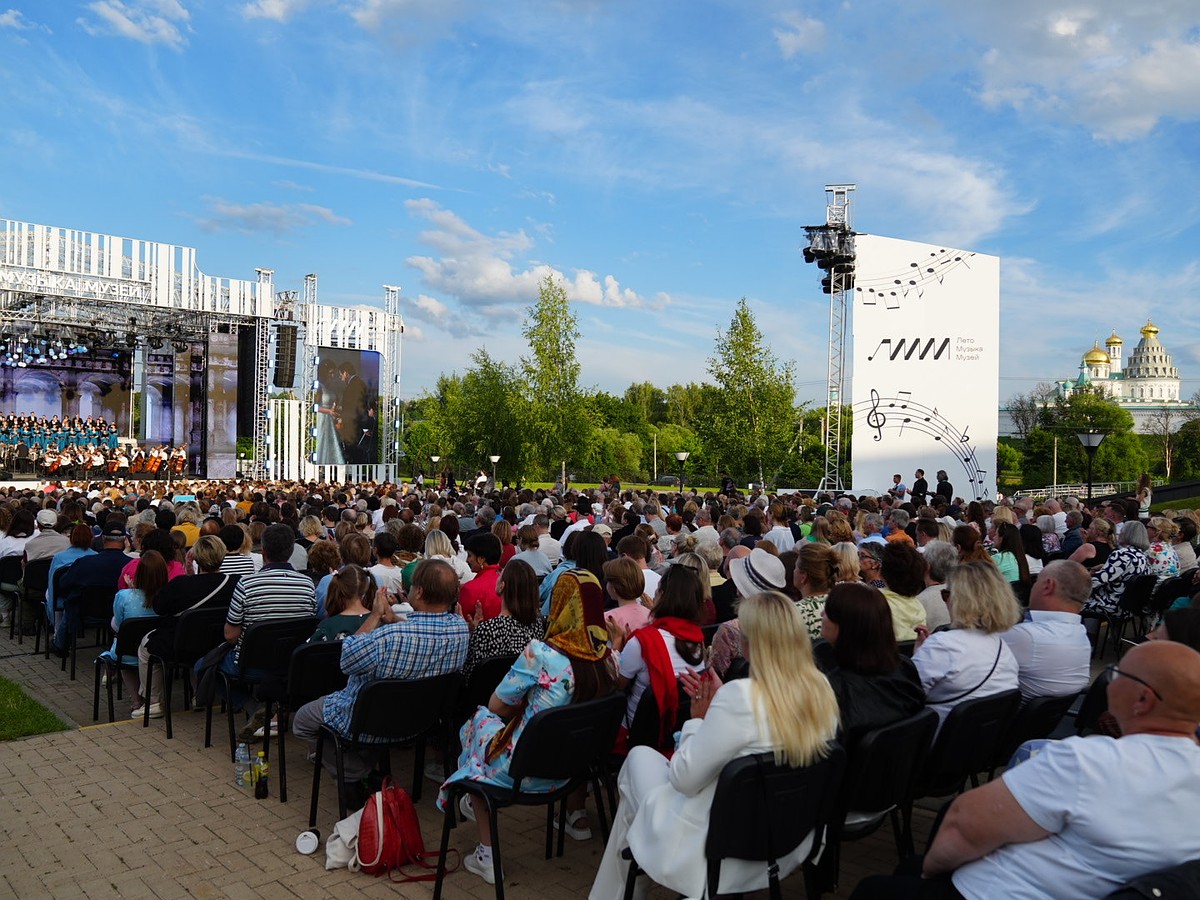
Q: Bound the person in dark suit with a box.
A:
[911,469,929,506]
[337,362,375,463]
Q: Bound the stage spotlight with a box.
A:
[148,336,164,350]
[172,339,189,353]
[124,333,138,348]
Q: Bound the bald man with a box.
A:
[853,640,1200,899]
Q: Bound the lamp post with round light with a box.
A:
[489,454,500,489]
[1077,432,1106,502]
[674,450,690,494]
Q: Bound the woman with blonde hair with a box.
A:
[1146,517,1181,583]
[673,550,716,624]
[912,560,1020,731]
[831,542,861,584]
[1069,516,1116,568]
[591,591,839,899]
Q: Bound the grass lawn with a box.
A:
[1153,498,1200,512]
[0,675,69,741]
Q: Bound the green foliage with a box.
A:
[997,440,1023,492]
[705,299,797,487]
[521,276,592,470]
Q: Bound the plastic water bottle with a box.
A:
[254,751,270,800]
[234,743,252,789]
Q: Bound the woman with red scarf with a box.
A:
[609,566,707,756]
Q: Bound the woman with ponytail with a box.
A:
[590,591,840,899]
[307,564,376,643]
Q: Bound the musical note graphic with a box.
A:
[866,389,886,442]
[856,248,976,311]
[852,388,990,498]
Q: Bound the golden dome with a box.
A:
[1140,320,1159,338]
[1083,342,1110,365]
[1105,330,1123,346]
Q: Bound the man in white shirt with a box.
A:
[618,534,660,597]
[692,508,719,547]
[999,560,1092,701]
[533,513,561,566]
[852,640,1200,899]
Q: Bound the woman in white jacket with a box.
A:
[590,590,840,899]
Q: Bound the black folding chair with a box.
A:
[902,690,1021,847]
[271,641,348,803]
[1,555,23,640]
[622,745,847,900]
[460,654,519,723]
[434,692,626,900]
[818,708,939,892]
[67,584,118,681]
[987,692,1078,778]
[19,557,51,649]
[309,672,463,825]
[145,605,229,738]
[93,616,160,722]
[1091,574,1157,658]
[209,616,318,761]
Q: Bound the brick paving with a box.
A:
[0,626,936,899]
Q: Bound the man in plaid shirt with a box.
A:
[293,558,468,790]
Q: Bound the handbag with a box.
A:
[139,575,232,661]
[351,777,457,881]
[193,641,233,708]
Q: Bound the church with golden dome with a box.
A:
[1057,321,1183,404]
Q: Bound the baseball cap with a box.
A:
[36,509,58,528]
[102,523,128,539]
[592,524,613,538]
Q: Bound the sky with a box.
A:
[1,0,1199,407]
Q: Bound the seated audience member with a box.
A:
[1082,521,1151,630]
[1068,516,1115,568]
[511,524,553,578]
[461,558,546,682]
[52,518,133,655]
[590,590,840,900]
[1145,517,1181,584]
[914,540,955,632]
[816,582,925,749]
[851,640,1200,900]
[857,541,887,588]
[912,560,1020,731]
[880,542,930,641]
[608,566,707,748]
[671,551,718,625]
[602,557,651,633]
[618,533,661,597]
[408,529,473,588]
[46,524,97,637]
[999,560,1092,701]
[308,564,374,643]
[302,539,340,587]
[294,559,468,802]
[217,524,257,576]
[1059,510,1086,557]
[367,531,405,594]
[102,549,168,717]
[460,533,503,621]
[1020,524,1046,576]
[139,535,238,712]
[442,568,615,884]
[120,528,185,588]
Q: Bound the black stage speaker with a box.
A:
[273,325,298,388]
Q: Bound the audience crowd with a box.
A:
[3,471,1200,898]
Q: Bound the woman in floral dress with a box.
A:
[438,567,615,885]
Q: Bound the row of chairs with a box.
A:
[1090,567,1196,659]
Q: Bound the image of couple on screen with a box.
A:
[313,357,377,465]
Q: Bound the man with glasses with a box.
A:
[852,640,1200,899]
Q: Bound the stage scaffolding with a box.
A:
[0,219,404,483]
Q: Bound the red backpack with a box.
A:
[353,777,457,881]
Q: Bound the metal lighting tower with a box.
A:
[802,184,856,494]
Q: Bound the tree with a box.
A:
[624,382,667,425]
[706,298,797,487]
[1144,406,1192,479]
[521,275,592,476]
[1006,383,1057,440]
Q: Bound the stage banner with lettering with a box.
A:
[849,234,999,501]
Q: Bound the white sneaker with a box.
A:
[463,844,499,885]
[458,794,476,823]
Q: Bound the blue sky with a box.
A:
[2,0,1199,406]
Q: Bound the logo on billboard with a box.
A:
[867,337,950,362]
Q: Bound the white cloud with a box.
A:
[957,1,1200,138]
[774,11,825,59]
[193,197,351,234]
[78,0,190,50]
[402,199,666,312]
[241,0,310,21]
[0,8,40,30]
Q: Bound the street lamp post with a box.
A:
[489,454,500,489]
[674,451,690,494]
[1077,432,1106,502]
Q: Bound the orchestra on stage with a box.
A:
[1,414,188,479]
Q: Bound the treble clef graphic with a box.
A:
[867,389,886,441]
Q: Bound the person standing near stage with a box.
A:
[911,469,929,506]
[935,470,954,503]
[337,361,372,464]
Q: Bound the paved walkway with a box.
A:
[0,626,933,899]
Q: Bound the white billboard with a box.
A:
[850,234,999,501]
